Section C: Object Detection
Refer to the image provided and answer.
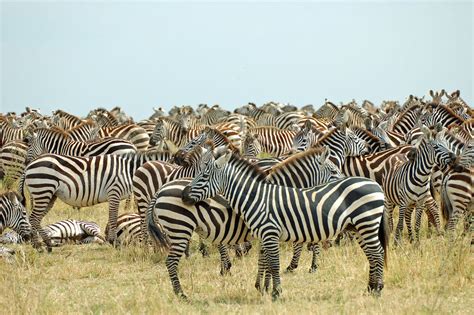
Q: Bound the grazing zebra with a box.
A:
[105,213,142,245]
[0,140,28,189]
[25,128,137,163]
[19,151,171,251]
[382,126,456,244]
[98,123,150,152]
[0,191,32,241]
[133,144,212,240]
[148,178,254,297]
[247,127,297,156]
[181,150,388,299]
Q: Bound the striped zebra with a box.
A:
[133,144,212,240]
[25,128,137,164]
[147,178,254,297]
[314,100,339,121]
[266,147,342,273]
[423,104,465,129]
[172,126,240,164]
[242,133,262,158]
[105,213,142,246]
[52,120,99,142]
[0,191,31,241]
[98,123,150,152]
[0,117,25,147]
[181,150,388,299]
[247,127,297,157]
[19,151,171,251]
[391,105,423,135]
[51,110,84,130]
[294,127,369,169]
[382,126,456,244]
[0,140,28,189]
[274,112,306,130]
[440,155,473,234]
[44,219,104,246]
[149,118,204,148]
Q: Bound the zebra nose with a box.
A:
[449,152,457,165]
[181,186,196,205]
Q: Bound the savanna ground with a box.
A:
[0,185,472,314]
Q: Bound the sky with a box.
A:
[1,1,472,120]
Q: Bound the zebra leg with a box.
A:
[262,236,282,300]
[217,244,232,275]
[384,201,395,232]
[165,242,189,299]
[255,248,266,293]
[30,196,57,252]
[285,243,303,273]
[414,203,424,244]
[106,193,121,245]
[394,204,407,245]
[308,243,321,273]
[404,206,415,243]
[355,232,385,295]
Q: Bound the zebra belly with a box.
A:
[55,182,108,207]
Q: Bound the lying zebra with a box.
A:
[0,219,105,246]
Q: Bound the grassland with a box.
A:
[0,191,472,314]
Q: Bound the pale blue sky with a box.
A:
[1,1,472,120]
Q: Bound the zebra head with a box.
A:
[182,148,232,205]
[317,147,344,181]
[173,129,209,165]
[343,128,369,156]
[0,192,32,241]
[242,133,262,157]
[149,119,165,147]
[412,124,456,169]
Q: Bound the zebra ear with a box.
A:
[319,147,330,164]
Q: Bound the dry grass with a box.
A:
[0,188,472,314]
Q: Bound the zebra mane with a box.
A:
[204,127,239,152]
[350,127,383,144]
[228,153,267,182]
[67,119,96,131]
[35,127,70,139]
[267,147,326,175]
[313,128,339,145]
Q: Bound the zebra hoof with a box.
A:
[176,292,188,300]
[367,283,383,297]
[285,267,295,273]
[308,267,318,273]
[46,246,52,253]
[271,289,281,301]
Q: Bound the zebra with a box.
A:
[98,123,150,152]
[0,191,32,241]
[242,133,262,158]
[0,140,28,189]
[181,149,388,299]
[266,147,343,273]
[147,178,254,297]
[247,127,297,156]
[51,119,99,142]
[149,118,204,148]
[423,104,465,129]
[51,110,84,130]
[172,126,240,164]
[382,126,456,244]
[18,151,171,251]
[25,128,137,164]
[105,213,142,246]
[133,144,213,241]
[390,104,423,135]
[294,127,369,169]
[0,117,25,147]
[314,100,339,121]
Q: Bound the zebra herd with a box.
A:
[0,90,472,300]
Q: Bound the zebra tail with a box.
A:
[440,179,453,225]
[17,171,27,207]
[379,209,389,269]
[146,194,170,251]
